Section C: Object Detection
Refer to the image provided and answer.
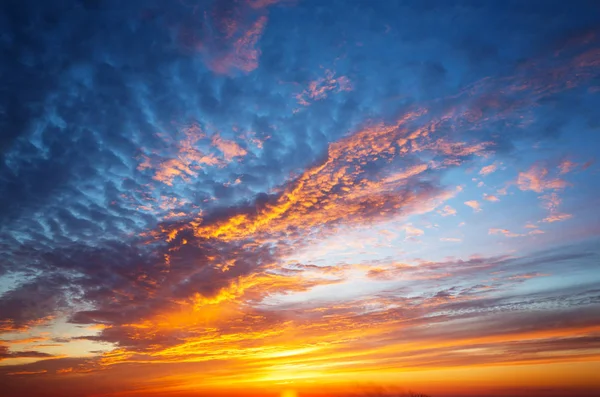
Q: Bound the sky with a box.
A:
[1,1,600,396]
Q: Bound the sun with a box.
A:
[280,390,298,397]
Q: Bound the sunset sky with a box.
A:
[1,1,600,396]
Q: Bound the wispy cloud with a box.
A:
[489,228,523,237]
[440,237,462,242]
[543,213,573,223]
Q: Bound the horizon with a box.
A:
[1,1,600,396]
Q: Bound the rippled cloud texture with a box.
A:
[1,1,600,396]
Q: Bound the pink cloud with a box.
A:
[558,159,578,175]
[479,163,498,176]
[581,159,594,171]
[542,213,573,223]
[212,134,248,162]
[528,229,545,235]
[208,16,268,74]
[404,224,424,239]
[489,228,522,238]
[143,128,220,186]
[483,194,500,202]
[539,192,573,224]
[438,205,457,217]
[540,192,561,212]
[464,200,482,212]
[296,70,353,106]
[507,272,549,280]
[517,165,569,193]
[178,1,282,75]
[420,139,492,159]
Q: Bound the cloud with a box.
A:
[582,159,594,171]
[540,192,562,212]
[517,165,569,193]
[543,213,573,223]
[483,194,500,202]
[479,163,498,176]
[210,15,268,74]
[558,159,578,175]
[489,228,522,238]
[177,1,281,75]
[179,110,470,245]
[0,346,54,361]
[141,134,220,186]
[0,276,70,332]
[438,205,457,216]
[0,337,49,344]
[6,370,47,376]
[211,134,248,161]
[295,69,353,106]
[517,165,576,223]
[528,229,545,235]
[464,200,482,212]
[404,224,424,239]
[440,237,462,242]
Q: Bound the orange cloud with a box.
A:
[6,370,47,376]
[0,337,49,344]
[184,109,459,243]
